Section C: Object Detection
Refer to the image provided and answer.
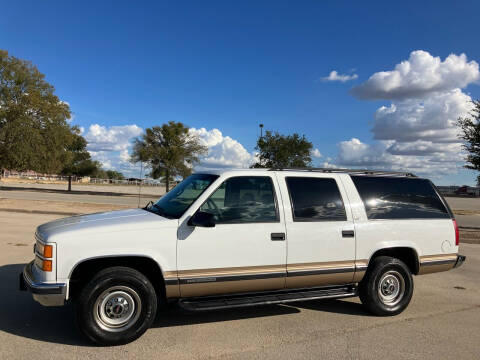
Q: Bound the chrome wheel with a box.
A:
[377,270,405,306]
[93,286,142,332]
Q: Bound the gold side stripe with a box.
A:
[175,261,362,280]
[177,264,285,278]
[167,254,453,281]
[419,253,457,263]
[355,259,368,268]
[163,271,178,279]
[288,260,355,272]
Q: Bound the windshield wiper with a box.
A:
[149,203,175,219]
[143,200,154,210]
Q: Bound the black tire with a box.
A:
[359,256,413,316]
[76,266,157,346]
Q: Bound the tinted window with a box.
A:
[351,176,450,219]
[148,174,218,219]
[200,176,278,223]
[286,177,347,221]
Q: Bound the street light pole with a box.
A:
[259,123,264,139]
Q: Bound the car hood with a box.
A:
[36,208,177,242]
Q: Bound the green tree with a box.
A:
[60,127,102,190]
[0,49,98,185]
[457,100,480,184]
[251,130,313,169]
[94,169,108,179]
[106,170,124,180]
[131,121,208,191]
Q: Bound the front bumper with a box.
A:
[453,254,466,269]
[19,261,67,306]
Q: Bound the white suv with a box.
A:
[19,168,465,345]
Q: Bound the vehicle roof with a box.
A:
[194,168,419,178]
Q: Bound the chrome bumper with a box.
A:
[453,254,466,269]
[19,261,67,306]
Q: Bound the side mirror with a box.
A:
[188,211,215,228]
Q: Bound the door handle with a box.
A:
[342,230,355,238]
[271,233,285,241]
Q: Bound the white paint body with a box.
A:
[32,169,458,299]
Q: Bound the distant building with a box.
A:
[437,185,480,197]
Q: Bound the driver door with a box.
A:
[177,175,287,297]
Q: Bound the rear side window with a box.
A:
[286,177,347,222]
[351,176,450,220]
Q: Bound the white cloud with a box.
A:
[119,149,131,163]
[83,124,142,176]
[373,89,472,144]
[322,70,358,83]
[85,124,143,152]
[337,138,390,167]
[311,148,322,158]
[336,138,462,176]
[189,127,255,169]
[320,161,338,169]
[85,125,256,177]
[88,150,113,169]
[329,50,479,178]
[385,140,461,156]
[352,50,479,100]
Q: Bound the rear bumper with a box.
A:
[418,253,466,275]
[19,261,67,306]
[453,254,466,269]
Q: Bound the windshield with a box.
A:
[145,174,219,219]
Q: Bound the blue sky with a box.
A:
[2,1,480,184]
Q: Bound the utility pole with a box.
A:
[137,162,143,208]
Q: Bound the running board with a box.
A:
[178,284,358,312]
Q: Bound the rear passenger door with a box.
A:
[276,173,356,289]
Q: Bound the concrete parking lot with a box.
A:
[0,210,479,359]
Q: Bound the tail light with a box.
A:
[453,219,459,246]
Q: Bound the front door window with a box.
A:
[199,176,278,224]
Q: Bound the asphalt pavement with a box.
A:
[0,211,478,359]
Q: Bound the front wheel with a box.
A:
[359,256,413,316]
[76,267,157,345]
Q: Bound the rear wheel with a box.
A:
[76,266,157,345]
[359,256,413,316]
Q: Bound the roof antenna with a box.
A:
[137,161,143,208]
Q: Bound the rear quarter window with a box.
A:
[351,176,450,220]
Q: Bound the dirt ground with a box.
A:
[0,179,165,196]
[0,198,128,216]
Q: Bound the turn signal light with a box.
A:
[37,243,53,258]
[42,260,53,272]
[43,245,53,258]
